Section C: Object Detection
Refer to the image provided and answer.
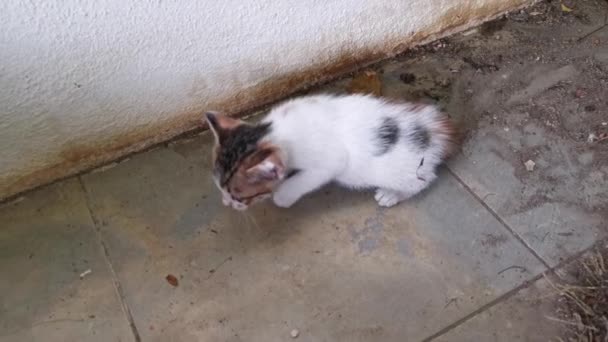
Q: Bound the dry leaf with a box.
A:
[561,3,573,12]
[347,70,382,96]
[524,160,536,172]
[166,274,178,287]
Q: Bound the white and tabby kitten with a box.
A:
[205,94,458,211]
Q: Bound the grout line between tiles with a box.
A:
[421,272,544,342]
[77,176,142,342]
[422,238,607,341]
[445,166,552,270]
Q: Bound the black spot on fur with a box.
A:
[216,122,272,185]
[286,168,300,179]
[376,117,400,155]
[407,124,430,150]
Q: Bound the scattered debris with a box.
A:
[79,269,92,279]
[437,77,451,88]
[431,41,447,51]
[206,256,233,279]
[588,133,598,143]
[550,247,608,341]
[497,265,528,275]
[399,72,416,84]
[461,28,479,36]
[463,57,499,72]
[91,162,119,174]
[290,329,300,338]
[575,89,587,98]
[0,196,25,209]
[347,70,382,96]
[480,17,507,36]
[524,160,536,172]
[584,104,596,112]
[166,274,179,287]
[443,297,459,309]
[561,3,573,13]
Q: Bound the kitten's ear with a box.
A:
[204,111,240,142]
[245,149,286,183]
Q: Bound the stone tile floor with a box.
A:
[1,1,607,341]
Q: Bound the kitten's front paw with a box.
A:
[374,189,404,208]
[273,192,297,208]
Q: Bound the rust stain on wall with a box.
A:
[1,0,532,201]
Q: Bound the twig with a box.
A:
[443,297,458,309]
[498,265,528,275]
[205,256,233,279]
[603,316,608,342]
[577,11,608,42]
[32,318,87,327]
[481,192,496,201]
[545,315,599,331]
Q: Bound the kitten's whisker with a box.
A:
[239,211,255,233]
[245,212,261,231]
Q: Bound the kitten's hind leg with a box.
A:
[374,188,406,207]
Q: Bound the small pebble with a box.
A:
[290,329,300,338]
[584,105,596,112]
[602,122,607,126]
[79,269,92,279]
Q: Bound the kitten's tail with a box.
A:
[430,115,461,160]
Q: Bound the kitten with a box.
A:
[205,94,457,211]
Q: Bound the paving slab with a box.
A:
[434,277,563,342]
[444,56,608,266]
[365,0,608,267]
[449,118,606,266]
[81,133,545,341]
[0,179,133,342]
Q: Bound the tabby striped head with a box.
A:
[204,112,286,210]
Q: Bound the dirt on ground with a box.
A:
[316,0,608,217]
[552,243,608,341]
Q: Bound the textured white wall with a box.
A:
[0,0,531,199]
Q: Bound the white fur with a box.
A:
[261,94,453,208]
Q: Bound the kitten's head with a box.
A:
[204,112,286,211]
